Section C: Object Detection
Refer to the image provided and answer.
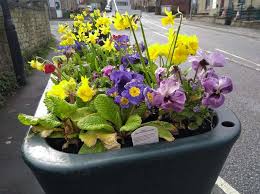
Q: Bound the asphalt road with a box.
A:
[48,13,260,193]
[138,13,260,194]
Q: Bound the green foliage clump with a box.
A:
[0,71,17,107]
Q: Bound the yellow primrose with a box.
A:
[161,8,175,26]
[148,44,160,61]
[47,84,67,100]
[28,59,44,71]
[59,78,77,95]
[102,38,115,52]
[77,76,95,102]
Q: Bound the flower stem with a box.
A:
[140,20,151,63]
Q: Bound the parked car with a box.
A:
[105,5,112,12]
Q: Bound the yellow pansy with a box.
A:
[77,76,95,102]
[161,8,175,26]
[28,59,44,71]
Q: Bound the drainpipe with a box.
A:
[0,0,26,85]
[225,0,233,25]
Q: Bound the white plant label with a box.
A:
[131,126,159,146]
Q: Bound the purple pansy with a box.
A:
[202,76,233,108]
[155,67,166,84]
[152,78,186,112]
[113,35,129,51]
[189,50,226,77]
[102,65,114,77]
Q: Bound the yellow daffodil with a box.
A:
[100,25,110,35]
[148,44,160,61]
[86,31,99,44]
[74,14,84,21]
[102,38,115,52]
[60,31,76,46]
[58,24,68,34]
[188,35,199,55]
[28,59,44,71]
[161,8,175,26]
[77,76,95,102]
[86,22,93,31]
[171,45,189,65]
[113,12,125,30]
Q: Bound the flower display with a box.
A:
[18,8,233,154]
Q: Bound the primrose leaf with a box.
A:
[96,132,121,150]
[70,107,96,122]
[132,103,147,118]
[158,128,175,141]
[142,121,177,132]
[18,114,39,126]
[79,132,97,147]
[94,94,122,129]
[38,114,61,128]
[142,121,176,141]
[44,96,77,119]
[77,114,114,132]
[120,114,142,132]
[78,140,106,154]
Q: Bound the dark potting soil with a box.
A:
[46,114,218,154]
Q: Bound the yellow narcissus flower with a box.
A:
[28,59,44,71]
[86,31,99,44]
[188,35,199,55]
[102,38,115,52]
[113,12,125,30]
[148,44,160,61]
[74,14,84,21]
[161,8,175,26]
[77,77,95,102]
[58,24,68,34]
[100,25,110,35]
[171,45,189,65]
[60,31,76,46]
[86,22,93,31]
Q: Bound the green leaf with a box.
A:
[44,96,77,119]
[120,114,142,132]
[38,114,61,128]
[158,128,174,141]
[94,94,122,129]
[79,131,97,147]
[188,122,199,130]
[18,114,39,126]
[77,114,114,132]
[142,121,176,131]
[70,107,96,122]
[142,121,176,141]
[132,103,147,118]
[78,140,106,154]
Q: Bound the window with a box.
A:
[205,0,210,10]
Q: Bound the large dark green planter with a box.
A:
[22,103,240,194]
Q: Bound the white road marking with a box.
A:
[216,177,240,194]
[142,19,168,30]
[216,48,260,67]
[152,31,167,38]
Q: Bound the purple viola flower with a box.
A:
[202,76,233,108]
[114,95,130,108]
[155,67,166,84]
[152,78,186,112]
[189,50,226,74]
[143,87,154,109]
[106,87,118,97]
[110,68,133,94]
[123,81,145,105]
[102,65,114,77]
[113,35,129,51]
[139,42,146,52]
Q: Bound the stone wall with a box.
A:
[0,1,51,72]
